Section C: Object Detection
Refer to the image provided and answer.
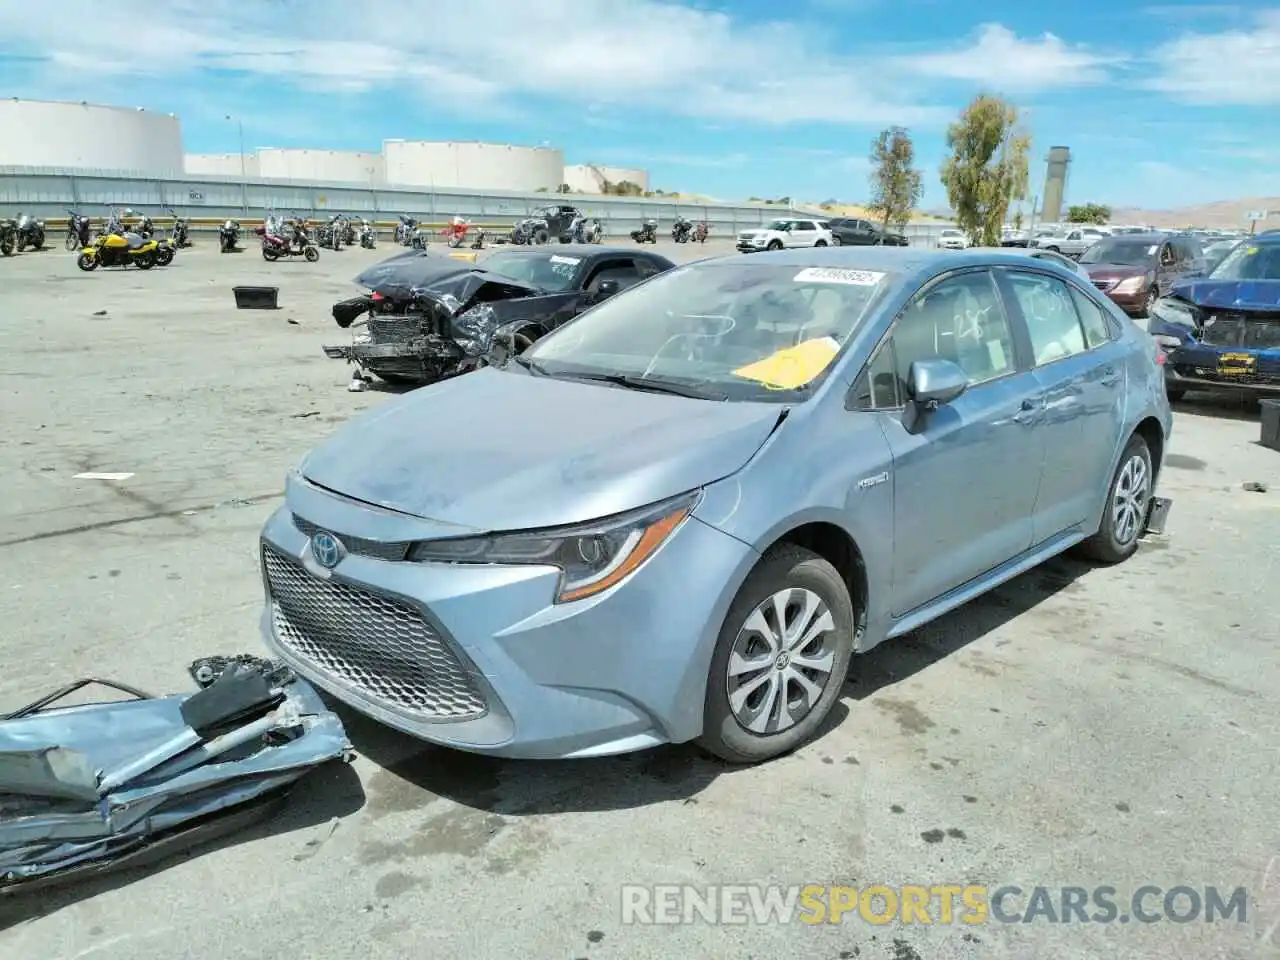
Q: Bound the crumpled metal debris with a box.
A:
[0,654,351,892]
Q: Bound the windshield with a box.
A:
[1078,239,1159,265]
[522,261,893,401]
[481,251,581,292]
[1209,241,1280,280]
[942,230,960,237]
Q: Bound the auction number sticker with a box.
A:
[793,267,885,286]
[550,255,582,265]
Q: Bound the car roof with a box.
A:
[720,245,1088,284]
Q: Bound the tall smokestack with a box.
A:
[1042,146,1071,223]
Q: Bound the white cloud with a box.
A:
[0,0,953,126]
[902,23,1119,91]
[1145,10,1280,104]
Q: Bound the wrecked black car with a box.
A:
[325,246,677,385]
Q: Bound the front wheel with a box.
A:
[831,235,842,246]
[767,239,783,250]
[1143,286,1159,317]
[77,251,97,271]
[157,247,174,266]
[696,544,856,764]
[65,233,79,251]
[533,229,549,245]
[135,252,155,270]
[262,246,279,261]
[304,245,320,262]
[1076,434,1153,564]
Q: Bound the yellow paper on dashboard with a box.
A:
[734,337,841,389]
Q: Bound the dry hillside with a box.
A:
[1111,197,1280,229]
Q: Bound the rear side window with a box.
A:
[1068,287,1114,348]
[1004,271,1087,365]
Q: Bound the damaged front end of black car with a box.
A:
[325,267,544,385]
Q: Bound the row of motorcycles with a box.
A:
[74,208,185,271]
[0,213,47,256]
[394,214,486,250]
[632,215,708,244]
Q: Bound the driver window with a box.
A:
[888,271,1014,396]
[1159,244,1176,266]
[584,260,641,294]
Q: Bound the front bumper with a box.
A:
[1164,345,1280,396]
[257,478,758,759]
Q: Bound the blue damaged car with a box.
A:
[1148,232,1280,400]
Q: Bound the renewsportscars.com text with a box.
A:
[621,884,1248,926]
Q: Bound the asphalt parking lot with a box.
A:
[1,235,1277,960]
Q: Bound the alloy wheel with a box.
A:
[1111,454,1150,546]
[726,588,836,735]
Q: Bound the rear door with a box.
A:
[996,268,1128,542]
[789,220,819,247]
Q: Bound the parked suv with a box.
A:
[1078,233,1207,317]
[1030,225,1111,258]
[827,218,909,247]
[737,218,834,252]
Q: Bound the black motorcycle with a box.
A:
[359,220,377,249]
[631,219,658,244]
[65,210,93,250]
[15,213,46,252]
[340,217,358,247]
[671,217,693,243]
[131,214,155,240]
[395,215,418,245]
[219,220,241,253]
[0,218,17,257]
[166,207,191,247]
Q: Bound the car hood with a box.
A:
[1169,279,1280,311]
[354,259,542,311]
[1084,263,1149,281]
[300,368,785,531]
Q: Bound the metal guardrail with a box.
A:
[0,165,960,246]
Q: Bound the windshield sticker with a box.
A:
[793,267,885,286]
[550,255,581,266]
[733,337,841,390]
[1146,246,1158,255]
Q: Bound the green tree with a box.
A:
[1066,202,1111,225]
[939,94,1031,247]
[611,180,644,196]
[867,126,923,232]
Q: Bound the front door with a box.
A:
[857,269,1045,616]
[996,268,1128,541]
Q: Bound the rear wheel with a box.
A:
[262,246,279,261]
[814,239,828,247]
[135,252,155,270]
[697,545,856,764]
[1077,434,1153,564]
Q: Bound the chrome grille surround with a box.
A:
[262,544,488,720]
[292,514,409,562]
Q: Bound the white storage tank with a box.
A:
[256,149,384,184]
[563,164,650,194]
[185,153,259,177]
[383,141,563,192]
[0,98,184,173]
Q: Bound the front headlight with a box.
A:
[407,490,701,603]
[1113,275,1147,295]
[1149,297,1197,327]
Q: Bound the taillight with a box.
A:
[1155,352,1166,365]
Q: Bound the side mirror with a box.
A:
[908,359,967,408]
[592,279,621,303]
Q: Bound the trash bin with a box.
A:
[233,286,280,309]
[1261,398,1280,452]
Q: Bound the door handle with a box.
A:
[1013,397,1041,424]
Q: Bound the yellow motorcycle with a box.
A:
[76,231,160,271]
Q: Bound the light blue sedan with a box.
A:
[259,248,1173,763]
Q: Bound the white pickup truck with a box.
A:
[737,217,834,253]
[1030,225,1112,258]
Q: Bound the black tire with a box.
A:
[65,233,79,251]
[157,248,174,266]
[1143,286,1159,317]
[32,230,44,250]
[1076,434,1153,564]
[767,239,783,251]
[831,235,842,246]
[533,228,549,245]
[15,239,24,253]
[696,544,856,764]
[262,247,279,261]
[814,239,828,247]
[1165,387,1186,402]
[76,251,97,271]
[304,245,320,262]
[135,252,155,270]
[0,235,14,257]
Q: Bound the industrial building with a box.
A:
[1041,146,1071,224]
[563,164,650,194]
[3,98,646,195]
[0,98,184,174]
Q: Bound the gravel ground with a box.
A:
[0,237,1277,960]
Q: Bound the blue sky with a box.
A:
[2,0,1278,211]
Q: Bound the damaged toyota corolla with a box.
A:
[263,248,1172,764]
[325,246,676,384]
